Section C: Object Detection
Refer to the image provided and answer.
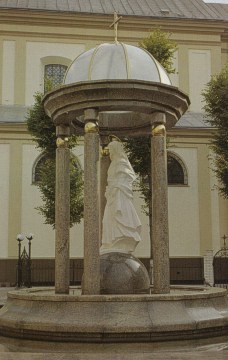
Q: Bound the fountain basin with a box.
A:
[0,286,227,342]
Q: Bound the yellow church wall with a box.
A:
[7,140,23,257]
[0,14,224,113]
[198,144,214,255]
[209,151,223,254]
[0,39,3,103]
[19,142,85,259]
[2,40,15,105]
[188,49,211,112]
[14,39,26,106]
[21,144,55,258]
[168,147,201,257]
[0,125,227,259]
[25,41,85,106]
[2,37,221,112]
[0,144,10,258]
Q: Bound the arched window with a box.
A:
[44,64,67,92]
[167,152,188,185]
[32,153,82,184]
[32,154,49,184]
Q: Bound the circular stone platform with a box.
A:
[0,286,227,342]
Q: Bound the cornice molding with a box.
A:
[0,9,227,36]
[0,122,29,134]
[0,122,215,142]
[0,31,223,47]
[168,127,216,139]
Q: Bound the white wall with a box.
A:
[189,49,211,112]
[169,51,179,88]
[2,41,15,105]
[209,150,222,254]
[0,144,10,257]
[134,148,201,258]
[168,148,201,256]
[21,144,85,258]
[25,42,85,106]
[21,145,55,257]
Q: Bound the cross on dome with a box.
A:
[109,11,122,43]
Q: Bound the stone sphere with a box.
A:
[100,252,150,294]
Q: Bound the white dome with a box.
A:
[64,43,171,85]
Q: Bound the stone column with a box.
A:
[99,136,110,244]
[55,125,70,294]
[83,109,100,295]
[151,113,170,294]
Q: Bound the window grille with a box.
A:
[44,64,67,92]
[167,152,188,185]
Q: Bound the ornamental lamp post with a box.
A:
[26,233,34,259]
[16,234,24,288]
[26,233,34,288]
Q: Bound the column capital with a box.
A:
[151,124,166,137]
[85,122,99,133]
[56,137,69,148]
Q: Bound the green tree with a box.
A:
[202,64,228,198]
[124,29,177,232]
[140,28,177,74]
[27,92,84,227]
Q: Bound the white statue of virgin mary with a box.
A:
[101,139,141,254]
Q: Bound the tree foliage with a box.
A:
[27,92,78,156]
[27,92,84,227]
[139,28,177,74]
[202,64,228,198]
[124,29,177,216]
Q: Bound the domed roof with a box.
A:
[64,42,171,85]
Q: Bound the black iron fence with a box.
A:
[31,259,84,286]
[213,235,228,289]
[213,249,228,289]
[170,257,204,285]
[0,257,204,287]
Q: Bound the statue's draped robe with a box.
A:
[101,156,141,253]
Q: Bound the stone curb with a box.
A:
[0,351,226,359]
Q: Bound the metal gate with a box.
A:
[213,235,228,289]
[16,247,31,288]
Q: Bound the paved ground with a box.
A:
[0,287,227,359]
[0,287,14,307]
[0,352,227,359]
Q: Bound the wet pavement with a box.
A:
[0,287,227,359]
